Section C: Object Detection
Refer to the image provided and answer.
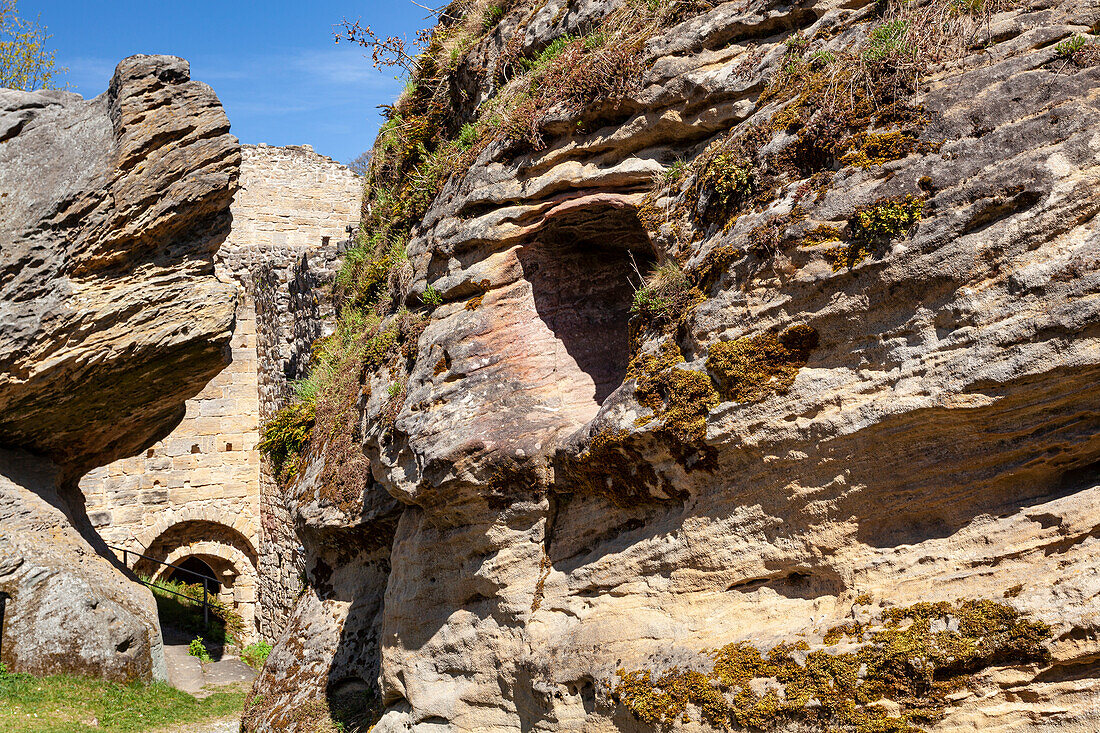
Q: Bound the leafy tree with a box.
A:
[0,0,64,91]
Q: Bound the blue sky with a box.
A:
[21,0,430,163]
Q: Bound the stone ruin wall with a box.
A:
[80,144,361,643]
[237,144,360,641]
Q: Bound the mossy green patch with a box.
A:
[823,195,924,271]
[706,324,818,403]
[840,129,921,168]
[559,427,664,506]
[257,399,315,483]
[849,194,924,242]
[696,153,755,226]
[688,245,742,292]
[801,223,842,246]
[614,599,1051,732]
[631,341,718,443]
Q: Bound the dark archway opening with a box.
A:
[517,202,655,407]
[166,556,221,593]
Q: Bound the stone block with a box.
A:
[163,437,196,457]
[168,486,205,504]
[108,490,138,505]
[112,506,148,525]
[199,398,237,418]
[221,481,252,498]
[109,475,141,492]
[88,510,112,527]
[141,489,170,505]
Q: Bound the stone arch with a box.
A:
[133,518,260,642]
[134,505,258,557]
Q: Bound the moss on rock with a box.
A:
[630,341,718,443]
[614,599,1052,732]
[706,325,818,403]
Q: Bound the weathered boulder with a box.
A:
[251,0,1100,730]
[0,55,239,682]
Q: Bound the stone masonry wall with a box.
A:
[80,144,361,643]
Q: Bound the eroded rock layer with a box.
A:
[250,0,1100,730]
[0,55,239,681]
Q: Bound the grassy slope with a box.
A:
[0,669,245,733]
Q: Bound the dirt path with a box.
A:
[150,717,240,733]
[162,626,257,697]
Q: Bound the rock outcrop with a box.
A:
[0,55,239,681]
[249,0,1100,731]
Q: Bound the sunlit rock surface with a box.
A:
[250,1,1100,730]
[0,55,238,682]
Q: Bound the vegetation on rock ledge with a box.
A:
[614,599,1051,732]
[706,325,818,404]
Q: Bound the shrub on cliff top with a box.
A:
[0,0,65,91]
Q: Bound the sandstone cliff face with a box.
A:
[250,0,1100,730]
[0,55,239,681]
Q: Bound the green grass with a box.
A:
[1056,34,1088,58]
[521,35,574,72]
[0,666,245,733]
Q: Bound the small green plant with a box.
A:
[631,287,667,319]
[950,0,985,15]
[631,263,705,330]
[521,35,574,71]
[241,641,273,670]
[188,637,213,664]
[864,19,911,62]
[583,30,606,50]
[258,399,316,482]
[807,49,835,68]
[482,3,504,30]
[698,153,754,224]
[849,194,924,243]
[457,123,477,150]
[1055,34,1088,58]
[784,33,809,54]
[421,283,443,307]
[662,159,688,183]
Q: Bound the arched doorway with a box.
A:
[165,557,222,594]
[133,520,260,645]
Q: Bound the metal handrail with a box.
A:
[108,544,218,627]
